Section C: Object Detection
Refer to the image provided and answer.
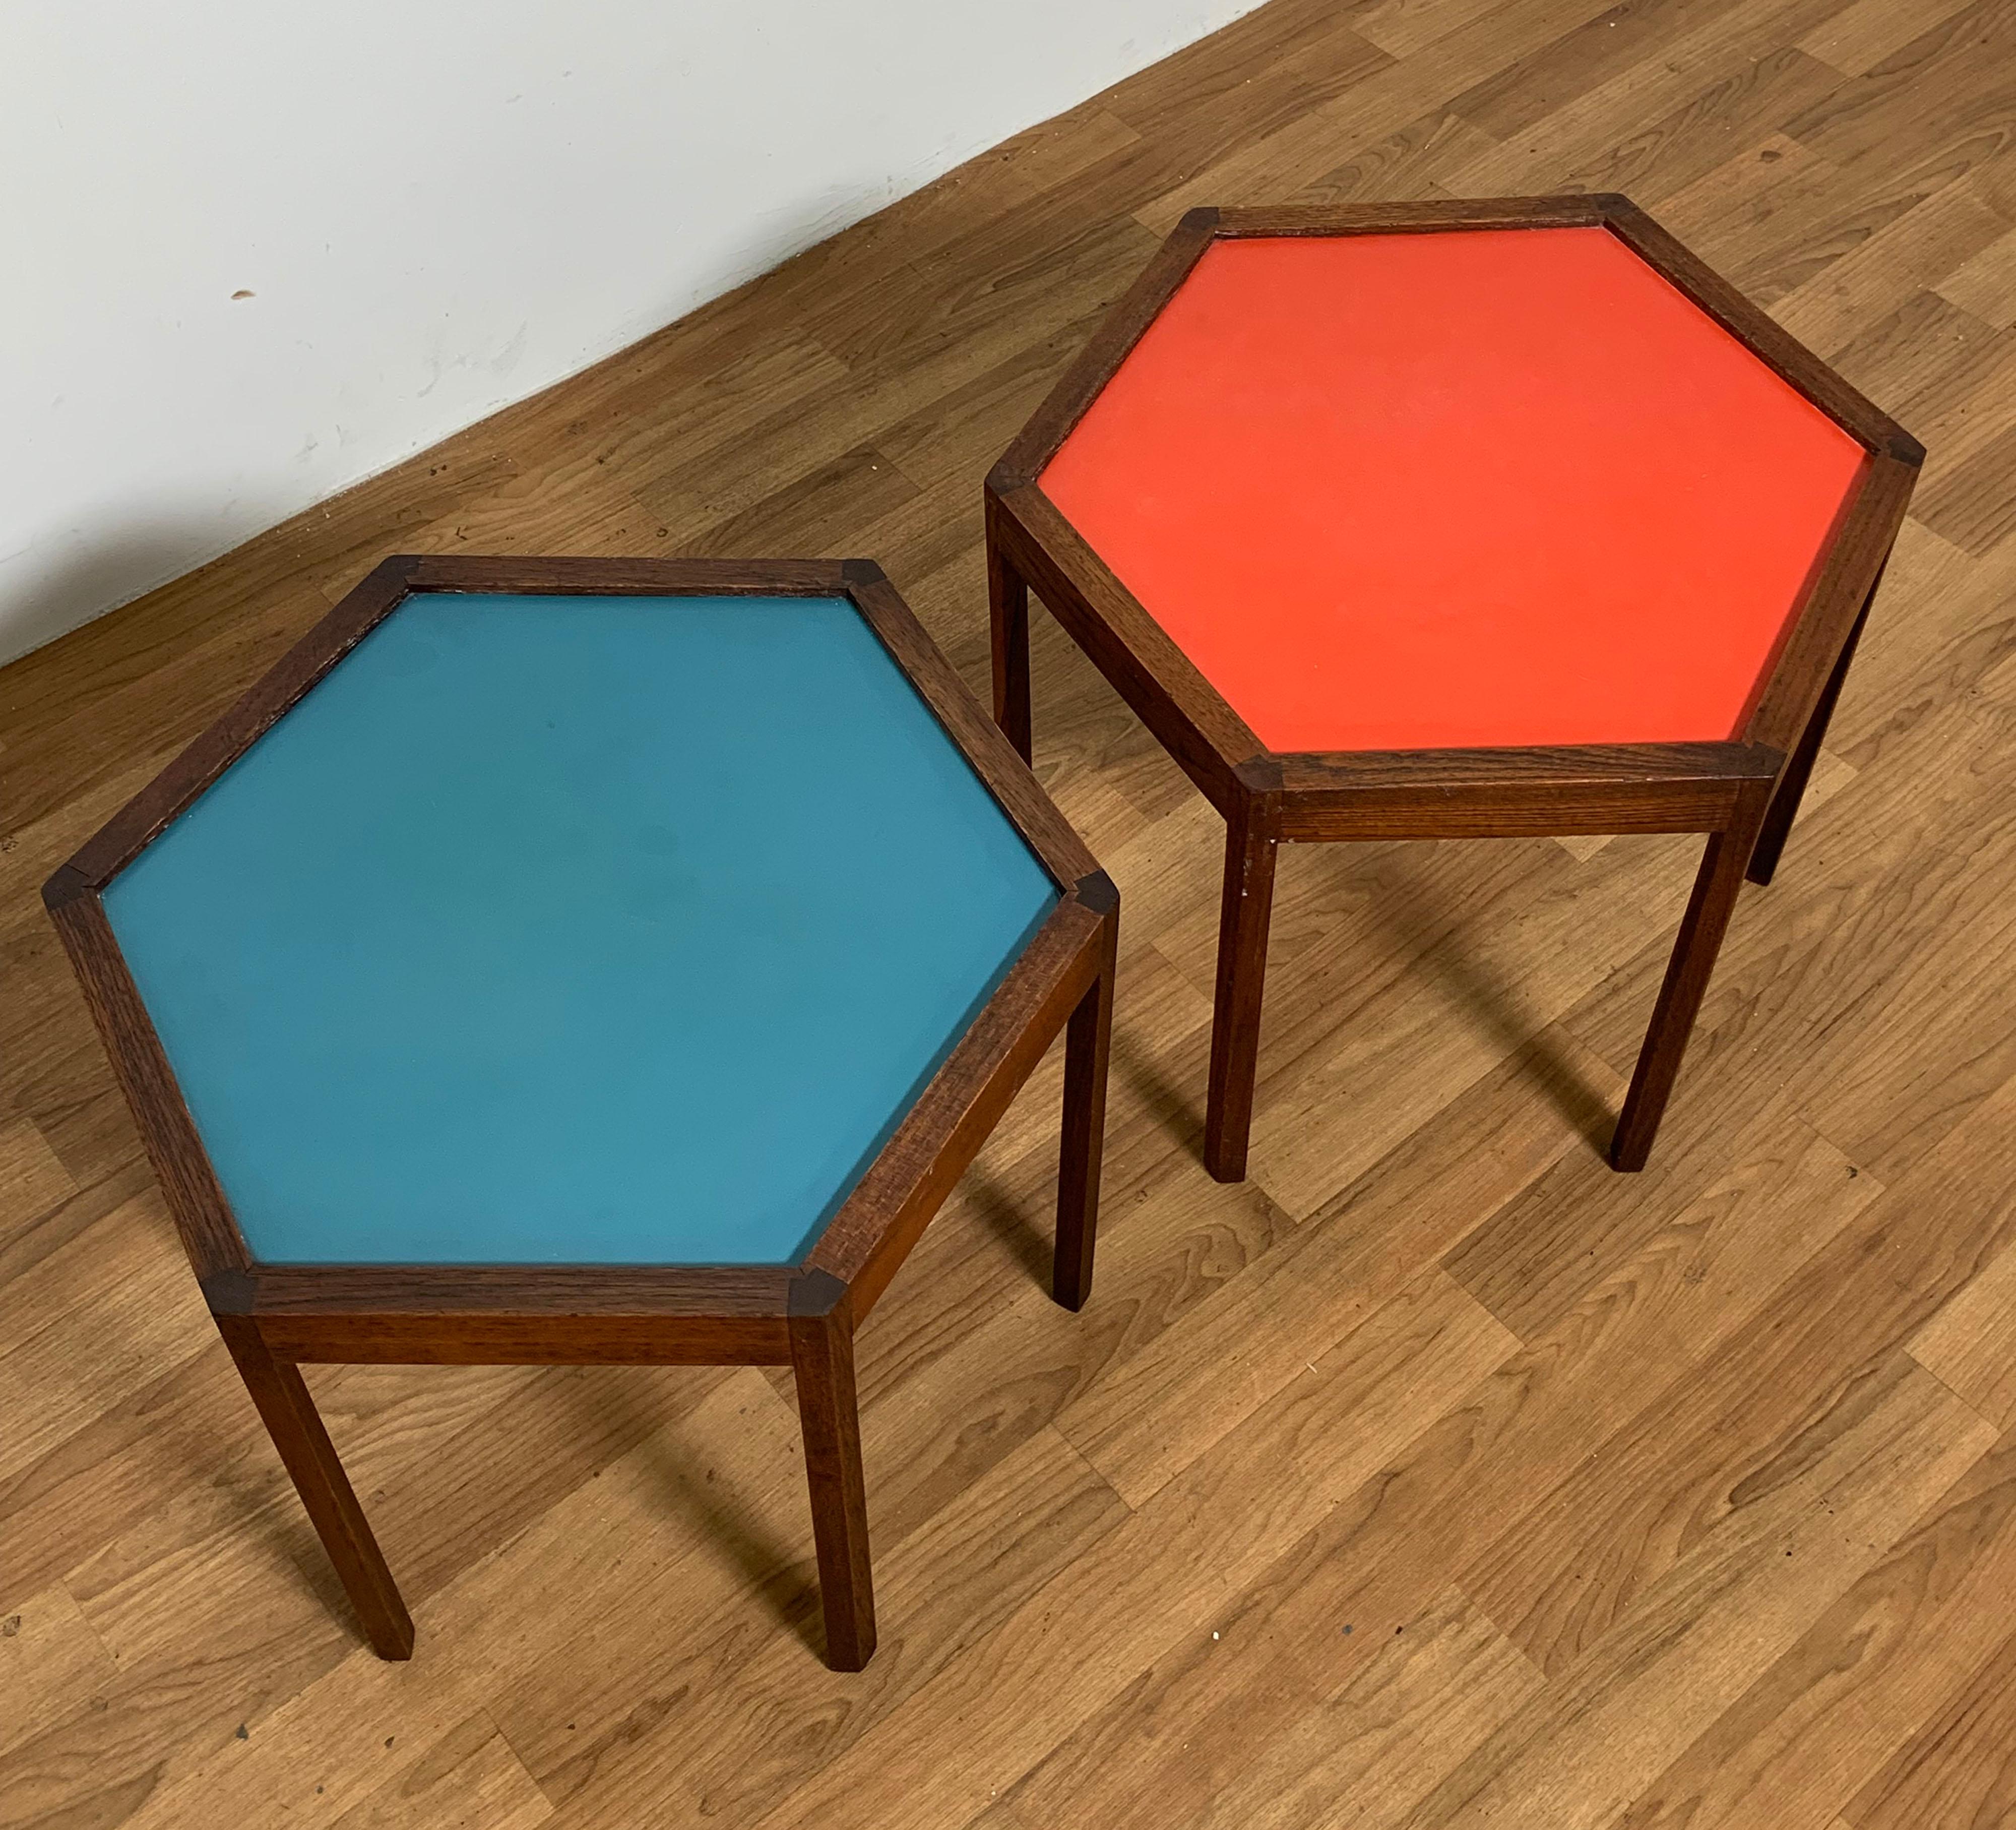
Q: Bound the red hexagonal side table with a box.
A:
[985,195,1921,1183]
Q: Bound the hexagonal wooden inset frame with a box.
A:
[44,554,1119,1672]
[985,194,1920,1184]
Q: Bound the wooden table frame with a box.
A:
[43,554,1118,1673]
[986,194,1920,1183]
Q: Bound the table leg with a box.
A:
[989,538,1034,765]
[1204,802,1280,1183]
[1054,889,1117,1311]
[1610,786,1772,1172]
[1748,560,1885,888]
[789,1275,876,1671]
[214,1313,413,1659]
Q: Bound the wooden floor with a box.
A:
[7,0,2016,1822]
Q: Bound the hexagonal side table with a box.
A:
[986,194,1921,1183]
[43,554,1118,1672]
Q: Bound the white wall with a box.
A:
[0,0,1252,666]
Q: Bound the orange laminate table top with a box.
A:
[1036,226,1871,755]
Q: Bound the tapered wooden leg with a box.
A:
[1609,789,1772,1172]
[1054,885,1117,1311]
[1748,560,1886,887]
[788,1273,875,1671]
[213,1313,413,1659]
[989,537,1034,765]
[1204,801,1280,1183]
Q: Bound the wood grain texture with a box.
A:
[1844,1623,2016,1829]
[210,1313,414,1662]
[1202,794,1280,1181]
[789,1278,877,1672]
[3,0,2012,1820]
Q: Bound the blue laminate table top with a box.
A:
[102,592,1060,1266]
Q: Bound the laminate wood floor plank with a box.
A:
[1185,1590,1544,1830]
[1935,223,2016,326]
[1768,161,2016,358]
[1797,0,1985,78]
[739,1273,1518,1830]
[1017,609,1213,830]
[977,1584,1547,1830]
[1823,518,2016,757]
[1417,1360,1992,1830]
[1559,689,2016,1186]
[1912,418,2016,556]
[1531,46,1847,206]
[1912,1243,2016,1431]
[933,1073,1888,1830]
[1843,1618,2016,1829]
[1292,108,1503,207]
[1437,0,1850,198]
[1213,826,1703,1222]
[1827,292,2014,441]
[1062,1065,1915,1830]
[1456,1067,2016,1675]
[1107,7,1396,163]
[1445,0,1764,143]
[1058,1025,1616,1507]
[7,1,2016,1823]
[1782,0,2016,177]
[1648,134,1853,302]
[1443,1078,1877,1348]
[0,1193,212,1491]
[0,1121,77,1240]
[0,1333,284,1615]
[529,1425,1127,1826]
[0,1585,119,1765]
[120,1684,551,1830]
[1141,0,1629,232]
[1617,1429,2016,1830]
[0,1154,150,1310]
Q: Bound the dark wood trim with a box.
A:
[985,192,1921,1184]
[44,891,251,1278]
[52,556,421,895]
[255,1312,792,1366]
[842,560,1099,890]
[990,481,1264,814]
[215,1313,413,1658]
[1749,556,1887,888]
[1053,876,1117,1311]
[807,890,1107,1317]
[226,1264,795,1315]
[1275,742,1781,840]
[222,1263,794,1364]
[1742,454,1918,755]
[46,557,1115,1673]
[407,553,855,596]
[1203,791,1282,1183]
[789,1274,875,1671]
[990,525,1035,764]
[1609,781,1775,1171]
[1600,198,1917,458]
[990,207,1220,489]
[1213,196,1613,236]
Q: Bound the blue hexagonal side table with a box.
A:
[45,555,1119,1672]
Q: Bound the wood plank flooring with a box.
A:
[6,0,2016,1822]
